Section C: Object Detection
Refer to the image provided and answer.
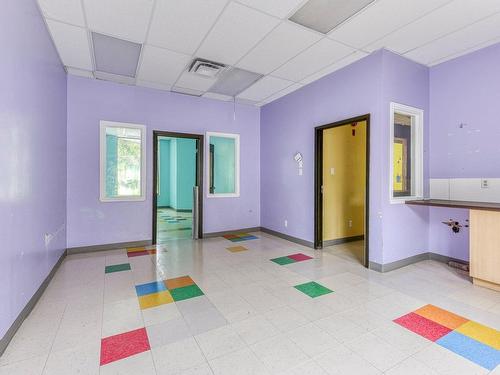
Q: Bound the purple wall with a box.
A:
[0,0,67,338]
[427,42,500,261]
[261,50,430,265]
[66,76,260,248]
[380,50,430,263]
[430,42,500,179]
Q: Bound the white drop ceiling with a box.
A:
[37,0,500,106]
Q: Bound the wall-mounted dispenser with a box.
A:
[294,152,303,176]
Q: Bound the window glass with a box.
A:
[393,113,413,197]
[101,122,145,201]
[207,132,239,197]
[390,103,423,203]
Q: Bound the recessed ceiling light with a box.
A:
[289,0,375,34]
[92,32,142,77]
[95,71,136,85]
[171,86,204,97]
[209,67,263,97]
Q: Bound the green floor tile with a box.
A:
[270,256,297,265]
[105,263,131,274]
[294,281,333,298]
[170,284,204,301]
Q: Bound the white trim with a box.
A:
[206,131,240,198]
[389,102,424,204]
[99,120,146,202]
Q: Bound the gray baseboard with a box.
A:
[260,227,315,248]
[0,249,67,356]
[203,227,262,238]
[67,240,151,255]
[323,235,364,247]
[370,252,469,273]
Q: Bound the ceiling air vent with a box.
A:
[188,58,226,78]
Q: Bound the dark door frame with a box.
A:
[314,114,370,268]
[152,130,204,244]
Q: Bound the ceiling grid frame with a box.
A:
[37,0,500,106]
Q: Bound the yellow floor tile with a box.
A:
[227,246,248,253]
[127,247,146,253]
[138,291,173,309]
[414,304,469,329]
[455,320,500,349]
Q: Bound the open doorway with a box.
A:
[314,114,370,267]
[152,131,203,243]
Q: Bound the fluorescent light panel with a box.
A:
[209,67,263,97]
[289,0,375,34]
[92,32,142,77]
[171,86,204,97]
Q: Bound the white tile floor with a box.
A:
[0,233,499,374]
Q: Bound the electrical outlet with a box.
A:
[348,220,353,228]
[284,220,288,228]
[481,179,489,188]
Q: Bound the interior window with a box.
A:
[207,132,240,197]
[100,121,145,201]
[390,103,423,203]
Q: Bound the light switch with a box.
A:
[330,167,335,176]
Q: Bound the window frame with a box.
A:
[206,131,240,198]
[99,120,146,202]
[389,102,424,204]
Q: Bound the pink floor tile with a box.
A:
[100,328,150,366]
[394,312,451,341]
[288,253,313,262]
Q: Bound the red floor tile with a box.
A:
[288,253,313,262]
[394,312,451,341]
[100,328,150,366]
[127,250,150,257]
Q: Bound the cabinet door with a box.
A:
[470,209,500,285]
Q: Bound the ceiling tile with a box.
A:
[83,0,154,42]
[237,75,294,101]
[136,80,172,91]
[147,0,228,55]
[45,20,93,70]
[196,2,280,65]
[237,21,322,75]
[237,0,306,18]
[366,0,500,53]
[328,0,450,49]
[235,98,259,105]
[259,82,302,105]
[429,36,500,66]
[66,67,94,78]
[175,71,218,91]
[37,0,85,26]
[300,50,368,84]
[405,12,500,65]
[137,45,191,85]
[272,38,354,82]
[202,92,233,101]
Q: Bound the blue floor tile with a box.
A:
[437,331,500,370]
[135,281,167,297]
